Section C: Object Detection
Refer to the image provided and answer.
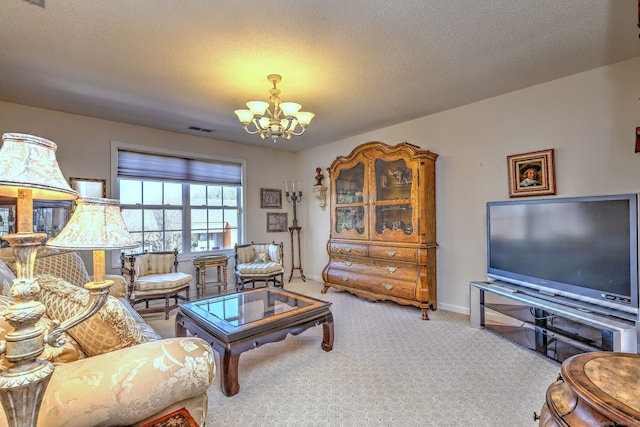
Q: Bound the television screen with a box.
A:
[487,194,638,317]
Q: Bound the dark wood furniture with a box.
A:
[192,254,228,298]
[121,249,191,319]
[536,352,640,426]
[175,286,333,396]
[321,141,438,319]
[288,226,305,282]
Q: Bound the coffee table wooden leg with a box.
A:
[220,347,241,396]
[321,316,334,352]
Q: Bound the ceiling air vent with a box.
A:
[188,126,214,133]
[23,0,45,7]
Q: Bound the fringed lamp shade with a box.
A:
[47,197,138,283]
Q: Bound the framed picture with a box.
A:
[261,188,282,209]
[267,212,288,232]
[69,177,107,198]
[507,149,556,198]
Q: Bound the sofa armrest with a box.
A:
[22,337,215,427]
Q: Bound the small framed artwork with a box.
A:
[260,188,282,209]
[267,212,288,232]
[507,149,556,198]
[69,177,107,198]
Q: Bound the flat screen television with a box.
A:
[487,194,639,320]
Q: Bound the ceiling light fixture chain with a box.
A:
[235,74,314,143]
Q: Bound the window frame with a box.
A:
[111,141,246,263]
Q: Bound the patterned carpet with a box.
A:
[145,278,560,427]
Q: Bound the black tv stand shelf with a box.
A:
[469,281,638,363]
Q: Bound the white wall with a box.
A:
[297,56,640,314]
[0,57,638,313]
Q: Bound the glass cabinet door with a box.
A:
[333,162,368,238]
[373,158,416,240]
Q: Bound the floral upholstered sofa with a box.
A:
[0,248,215,427]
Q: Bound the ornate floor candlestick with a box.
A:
[285,181,305,282]
[285,181,302,228]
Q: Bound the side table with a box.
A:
[192,255,228,298]
[288,226,305,282]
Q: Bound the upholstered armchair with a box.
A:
[234,242,284,290]
[121,249,192,319]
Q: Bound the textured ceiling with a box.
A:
[0,0,638,152]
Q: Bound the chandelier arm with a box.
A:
[289,127,308,136]
[242,123,262,135]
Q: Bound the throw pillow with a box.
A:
[254,252,268,263]
[0,295,85,369]
[6,249,91,288]
[135,253,151,278]
[34,251,91,288]
[36,274,148,357]
[268,244,281,263]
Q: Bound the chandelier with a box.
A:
[235,74,314,142]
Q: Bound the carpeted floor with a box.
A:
[144,278,560,427]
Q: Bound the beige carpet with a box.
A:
[144,279,560,427]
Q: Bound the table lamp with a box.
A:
[0,133,79,427]
[46,197,138,331]
[0,134,134,427]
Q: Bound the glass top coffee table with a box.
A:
[175,286,334,396]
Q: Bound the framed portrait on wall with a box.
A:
[507,149,556,198]
[260,188,282,209]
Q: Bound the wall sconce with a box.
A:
[312,167,328,211]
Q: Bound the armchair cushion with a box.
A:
[135,272,192,292]
[237,261,283,275]
[37,274,148,357]
[0,295,85,370]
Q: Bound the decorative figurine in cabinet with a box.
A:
[322,141,438,319]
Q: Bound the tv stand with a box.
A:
[469,281,638,362]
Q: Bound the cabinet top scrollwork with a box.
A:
[330,141,438,170]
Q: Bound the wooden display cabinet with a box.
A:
[0,197,71,245]
[322,141,438,319]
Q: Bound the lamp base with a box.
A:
[0,359,54,427]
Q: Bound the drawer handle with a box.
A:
[344,261,352,267]
[386,266,397,273]
[385,251,396,257]
[342,248,352,254]
[341,276,349,282]
[383,283,394,291]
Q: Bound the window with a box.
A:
[117,149,243,254]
